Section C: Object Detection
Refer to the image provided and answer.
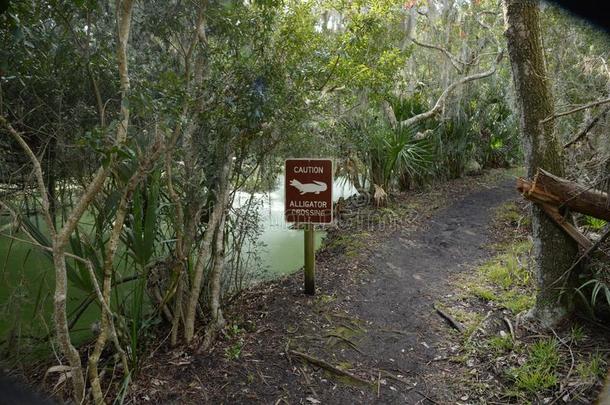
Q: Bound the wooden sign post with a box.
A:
[285,158,333,295]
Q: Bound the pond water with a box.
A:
[0,174,357,347]
[234,174,357,280]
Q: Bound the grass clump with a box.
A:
[468,239,534,314]
[497,290,534,313]
[495,202,522,224]
[495,201,530,227]
[470,285,497,301]
[509,338,560,393]
[482,252,530,289]
[512,368,557,393]
[576,353,606,382]
[488,334,514,353]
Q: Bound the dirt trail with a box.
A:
[134,176,518,404]
[349,179,516,403]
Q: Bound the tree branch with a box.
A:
[398,51,504,129]
[411,37,465,73]
[564,106,610,148]
[541,96,610,125]
[0,116,56,237]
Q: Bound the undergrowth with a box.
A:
[462,237,534,315]
[436,201,610,403]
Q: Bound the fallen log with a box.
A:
[517,169,610,222]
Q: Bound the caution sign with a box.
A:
[285,158,333,224]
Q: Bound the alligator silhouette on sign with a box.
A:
[289,179,328,195]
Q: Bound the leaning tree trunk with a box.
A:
[503,0,578,326]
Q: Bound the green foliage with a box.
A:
[329,0,410,97]
[481,254,530,290]
[338,114,433,192]
[576,353,606,382]
[467,83,522,168]
[432,117,475,179]
[576,278,610,312]
[488,334,514,353]
[469,285,496,301]
[509,339,560,393]
[370,122,434,190]
[124,171,162,268]
[225,339,245,361]
[462,239,534,314]
[498,291,535,314]
[584,216,607,231]
[389,93,430,121]
[430,89,521,180]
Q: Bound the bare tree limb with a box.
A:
[40,0,137,401]
[88,137,163,404]
[411,37,465,73]
[381,100,398,128]
[184,150,234,344]
[0,116,56,237]
[433,304,464,333]
[541,96,610,125]
[289,350,372,385]
[564,106,610,148]
[398,51,504,129]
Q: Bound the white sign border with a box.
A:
[284,157,334,224]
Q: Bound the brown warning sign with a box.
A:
[285,158,333,224]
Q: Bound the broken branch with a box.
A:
[433,304,464,333]
[517,169,610,222]
[289,350,371,386]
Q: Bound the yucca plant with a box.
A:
[120,169,162,371]
[576,278,610,316]
[340,112,434,194]
[388,123,434,191]
[14,205,100,296]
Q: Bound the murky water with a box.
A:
[234,174,356,279]
[0,174,356,345]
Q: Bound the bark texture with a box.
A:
[503,0,578,326]
[184,151,233,343]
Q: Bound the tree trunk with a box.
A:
[183,152,233,344]
[209,214,227,327]
[503,0,578,326]
[52,244,86,403]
